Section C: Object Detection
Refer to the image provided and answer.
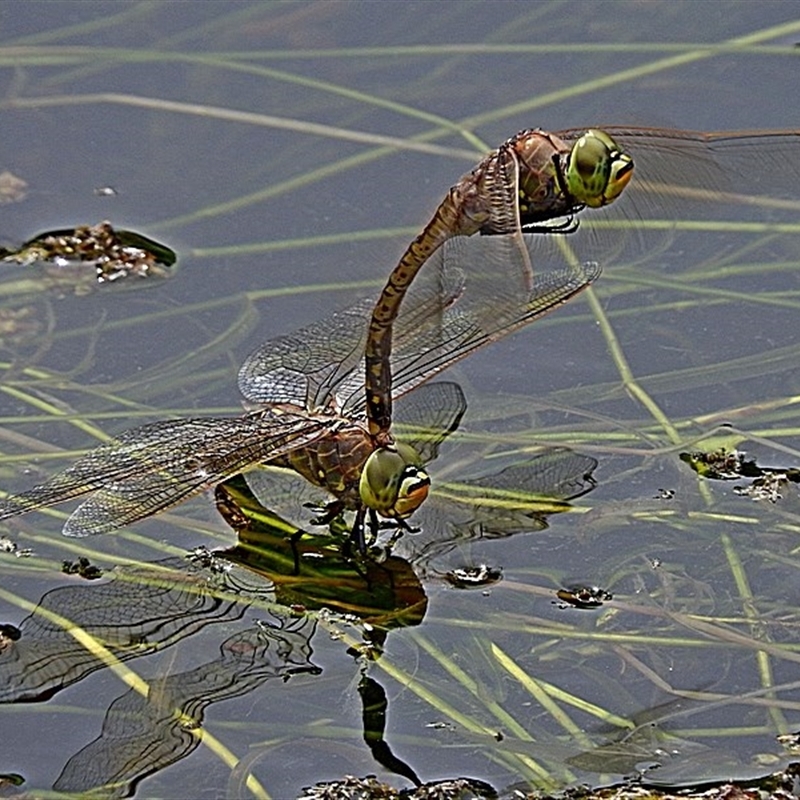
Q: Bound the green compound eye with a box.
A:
[564,129,634,208]
[359,442,430,519]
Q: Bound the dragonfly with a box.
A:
[364,126,800,440]
[0,230,599,551]
[365,127,634,439]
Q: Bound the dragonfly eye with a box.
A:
[360,443,429,518]
[393,466,431,519]
[565,129,634,208]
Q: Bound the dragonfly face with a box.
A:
[359,442,430,520]
[561,129,635,209]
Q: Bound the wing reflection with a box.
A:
[0,557,250,703]
[53,618,320,797]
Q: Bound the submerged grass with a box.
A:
[0,3,799,798]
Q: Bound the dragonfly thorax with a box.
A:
[510,129,576,226]
[273,420,373,510]
[271,422,430,522]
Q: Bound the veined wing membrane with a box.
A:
[577,128,800,204]
[554,127,800,267]
[374,235,599,409]
[0,413,332,536]
[391,381,467,466]
[238,299,373,412]
[239,233,598,422]
[238,262,466,413]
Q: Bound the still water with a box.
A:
[0,2,799,797]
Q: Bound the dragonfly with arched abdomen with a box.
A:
[0,230,599,550]
[365,128,634,441]
[364,126,800,442]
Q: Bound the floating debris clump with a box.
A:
[0,221,176,290]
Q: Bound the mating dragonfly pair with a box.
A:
[0,127,798,550]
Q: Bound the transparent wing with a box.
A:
[400,449,599,570]
[237,298,373,411]
[237,258,466,413]
[0,557,244,703]
[392,381,467,465]
[238,233,596,422]
[0,413,330,536]
[567,127,800,203]
[343,234,599,413]
[453,449,599,503]
[555,126,800,265]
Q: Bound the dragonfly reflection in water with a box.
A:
[0,231,598,549]
[365,126,800,438]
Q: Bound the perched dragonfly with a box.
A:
[0,231,599,549]
[364,126,800,439]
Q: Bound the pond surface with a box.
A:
[1,2,800,798]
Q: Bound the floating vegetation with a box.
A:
[680,448,800,502]
[443,564,503,590]
[298,775,498,800]
[0,624,21,645]
[0,536,31,558]
[555,584,613,609]
[60,556,103,580]
[0,221,176,292]
[679,449,764,481]
[297,763,800,799]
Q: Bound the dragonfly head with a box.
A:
[563,129,634,208]
[360,442,430,520]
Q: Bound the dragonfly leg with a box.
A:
[307,499,345,527]
[349,507,385,554]
[520,214,579,235]
[350,506,368,554]
[551,151,570,201]
[378,517,419,535]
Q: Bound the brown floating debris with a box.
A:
[681,448,800,502]
[0,220,176,287]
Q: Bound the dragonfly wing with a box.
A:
[456,449,599,501]
[237,253,468,420]
[392,381,467,465]
[600,128,798,196]
[337,260,467,416]
[0,414,330,536]
[556,126,800,264]
[477,139,525,236]
[238,299,373,410]
[372,233,600,405]
[397,448,598,570]
[0,421,211,516]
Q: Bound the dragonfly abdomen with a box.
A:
[365,168,490,436]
